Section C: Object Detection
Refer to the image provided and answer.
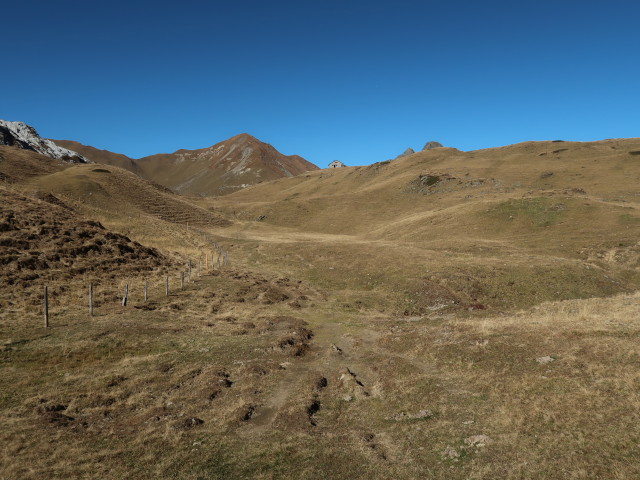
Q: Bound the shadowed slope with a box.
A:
[52,140,140,174]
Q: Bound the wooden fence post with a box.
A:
[43,286,49,328]
[144,280,148,302]
[198,261,201,277]
[181,272,184,290]
[122,284,128,307]
[188,261,191,283]
[165,276,169,296]
[89,283,93,317]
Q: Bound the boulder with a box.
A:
[396,148,415,159]
[422,141,443,150]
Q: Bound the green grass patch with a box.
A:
[619,213,640,224]
[486,197,565,228]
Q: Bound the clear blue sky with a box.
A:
[3,0,639,167]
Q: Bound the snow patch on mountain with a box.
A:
[0,120,89,163]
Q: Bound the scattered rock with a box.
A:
[389,409,433,421]
[241,405,257,422]
[441,446,461,460]
[467,303,486,311]
[536,356,555,364]
[464,434,492,448]
[338,367,369,397]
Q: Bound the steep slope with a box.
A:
[135,133,318,196]
[52,139,139,173]
[0,185,169,310]
[0,120,87,163]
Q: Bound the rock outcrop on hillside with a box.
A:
[396,148,415,158]
[0,120,88,163]
[422,141,443,150]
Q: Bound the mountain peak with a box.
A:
[0,120,88,163]
[133,133,319,196]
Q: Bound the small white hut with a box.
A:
[328,160,346,168]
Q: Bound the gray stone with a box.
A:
[464,434,492,447]
[395,148,415,159]
[536,356,555,364]
[422,141,443,150]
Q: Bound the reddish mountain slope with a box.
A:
[53,133,318,196]
[135,133,318,196]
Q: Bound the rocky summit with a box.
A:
[422,140,443,150]
[395,147,415,158]
[0,120,88,163]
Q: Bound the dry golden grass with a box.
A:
[4,270,640,479]
[3,138,640,478]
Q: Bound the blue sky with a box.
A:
[3,0,639,167]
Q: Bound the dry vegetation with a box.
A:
[2,139,640,478]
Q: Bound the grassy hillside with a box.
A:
[207,138,640,312]
[52,139,140,174]
[3,138,640,478]
[26,163,232,256]
[0,145,68,182]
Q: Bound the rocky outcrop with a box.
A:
[0,120,88,163]
[422,141,443,150]
[396,148,415,159]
